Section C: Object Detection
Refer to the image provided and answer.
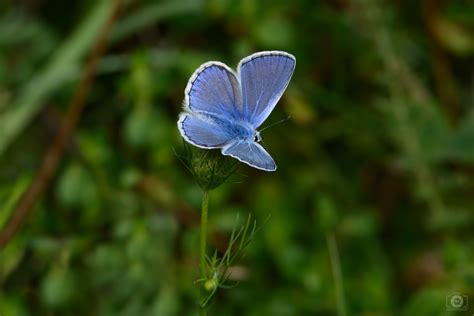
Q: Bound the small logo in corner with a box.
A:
[446,293,468,311]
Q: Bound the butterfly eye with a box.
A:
[254,132,262,143]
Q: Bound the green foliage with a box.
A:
[198,213,260,308]
[1,0,474,315]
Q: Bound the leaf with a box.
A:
[0,175,31,229]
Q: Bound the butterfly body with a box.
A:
[178,51,295,171]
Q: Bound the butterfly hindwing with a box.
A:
[222,140,277,171]
[178,113,234,148]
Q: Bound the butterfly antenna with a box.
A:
[259,116,291,133]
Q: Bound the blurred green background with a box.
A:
[1,0,474,315]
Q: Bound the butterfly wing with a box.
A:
[185,62,242,119]
[238,51,295,128]
[222,140,277,171]
[178,113,234,149]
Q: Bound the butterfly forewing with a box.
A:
[185,62,242,119]
[238,52,295,128]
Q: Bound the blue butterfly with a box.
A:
[178,51,295,171]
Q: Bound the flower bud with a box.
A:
[182,142,238,191]
[204,278,218,291]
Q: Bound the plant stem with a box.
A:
[200,190,209,316]
[326,233,347,316]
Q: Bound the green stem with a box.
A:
[200,190,209,316]
[326,233,347,316]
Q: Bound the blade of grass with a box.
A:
[0,0,203,157]
[326,233,347,316]
[0,0,124,248]
[0,0,115,155]
[0,0,115,156]
[0,175,31,229]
